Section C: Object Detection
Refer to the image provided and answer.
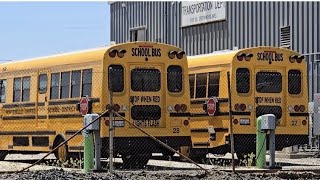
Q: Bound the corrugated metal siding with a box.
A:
[111,1,320,100]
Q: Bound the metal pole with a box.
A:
[269,129,275,168]
[94,129,102,170]
[108,67,114,173]
[227,71,235,173]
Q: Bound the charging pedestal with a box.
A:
[83,114,101,173]
[256,116,267,168]
[261,114,277,169]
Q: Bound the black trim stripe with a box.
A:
[191,98,229,105]
[49,114,83,119]
[214,128,228,132]
[3,102,45,108]
[0,131,56,135]
[191,128,208,133]
[232,111,251,116]
[193,142,210,146]
[289,113,309,117]
[3,115,36,120]
[66,130,81,135]
[3,115,47,120]
[69,146,84,151]
[169,112,190,117]
[49,98,100,105]
[190,112,229,117]
[102,112,126,117]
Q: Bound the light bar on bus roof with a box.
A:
[237,53,253,61]
[108,49,127,58]
[168,50,186,59]
[289,55,304,63]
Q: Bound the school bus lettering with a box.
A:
[48,107,60,113]
[257,52,283,61]
[61,106,76,112]
[255,97,281,104]
[130,96,160,103]
[131,48,161,57]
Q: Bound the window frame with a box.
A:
[50,73,60,100]
[131,69,161,92]
[108,65,124,93]
[60,71,71,99]
[236,68,251,94]
[189,74,195,99]
[195,73,207,98]
[13,78,21,102]
[82,69,92,97]
[39,74,48,94]
[71,70,81,98]
[256,71,282,93]
[208,72,220,97]
[0,79,6,103]
[167,65,183,93]
[22,77,31,102]
[288,69,302,95]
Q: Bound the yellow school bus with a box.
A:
[187,46,308,160]
[0,41,191,168]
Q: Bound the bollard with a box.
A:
[256,116,266,168]
[84,132,94,173]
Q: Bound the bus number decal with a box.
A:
[130,96,160,104]
[173,128,180,133]
[291,120,298,126]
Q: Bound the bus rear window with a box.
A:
[108,65,124,92]
[288,69,301,94]
[236,68,250,93]
[256,72,282,93]
[167,65,182,93]
[131,69,160,91]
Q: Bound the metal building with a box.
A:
[110,1,320,101]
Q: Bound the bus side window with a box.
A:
[13,78,21,102]
[0,79,6,103]
[39,74,47,94]
[82,69,92,97]
[71,70,81,98]
[108,65,124,92]
[196,73,207,98]
[50,73,60,99]
[236,68,250,93]
[208,72,220,97]
[288,69,301,94]
[61,71,70,99]
[189,74,195,98]
[22,77,31,102]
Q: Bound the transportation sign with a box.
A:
[80,96,89,116]
[207,97,217,116]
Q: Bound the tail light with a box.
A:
[183,120,189,126]
[234,104,240,111]
[176,51,185,59]
[300,105,305,112]
[180,104,187,112]
[233,119,238,124]
[113,104,120,112]
[174,104,181,112]
[240,104,246,111]
[302,120,307,125]
[168,51,177,59]
[109,49,117,58]
[296,58,302,63]
[294,105,300,112]
[104,119,110,126]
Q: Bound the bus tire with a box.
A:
[162,150,175,161]
[53,135,70,162]
[0,151,8,161]
[121,153,151,169]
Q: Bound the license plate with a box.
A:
[113,120,125,127]
[239,118,250,125]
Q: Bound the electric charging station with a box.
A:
[83,114,101,173]
[256,114,277,169]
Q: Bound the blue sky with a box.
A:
[0,2,110,61]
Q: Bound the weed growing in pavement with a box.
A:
[40,158,84,169]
